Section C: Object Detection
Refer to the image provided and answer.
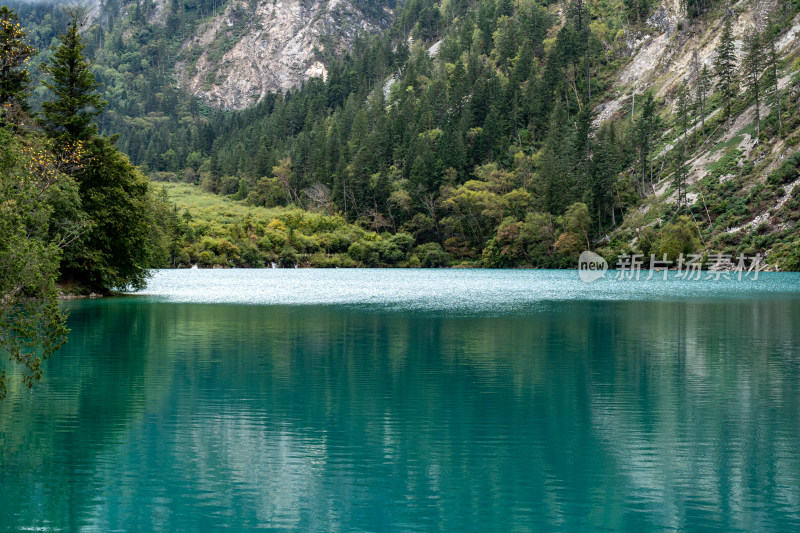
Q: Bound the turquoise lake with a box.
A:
[2,269,800,531]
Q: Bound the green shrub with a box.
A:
[198,250,216,267]
[657,216,701,261]
[278,246,298,267]
[767,152,800,186]
[770,239,800,270]
[482,237,511,268]
[415,243,450,267]
[307,253,357,268]
[215,239,240,261]
[347,240,382,266]
[257,235,273,252]
[387,232,415,253]
[379,242,405,265]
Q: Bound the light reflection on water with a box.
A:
[135,268,800,312]
[0,270,799,531]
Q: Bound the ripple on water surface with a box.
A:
[133,269,800,314]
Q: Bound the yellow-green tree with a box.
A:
[0,7,36,118]
[0,129,79,399]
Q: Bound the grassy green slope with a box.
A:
[157,182,450,267]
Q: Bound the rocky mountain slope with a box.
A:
[592,0,800,267]
[86,0,391,109]
[187,0,800,268]
[173,0,388,109]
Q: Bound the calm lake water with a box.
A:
[2,269,800,531]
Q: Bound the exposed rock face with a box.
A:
[176,0,385,109]
[596,0,798,130]
[646,5,677,36]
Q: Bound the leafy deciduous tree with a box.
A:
[0,129,74,399]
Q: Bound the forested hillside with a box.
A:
[11,0,800,269]
[180,0,800,269]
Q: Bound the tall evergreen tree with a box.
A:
[626,0,650,23]
[763,20,782,135]
[742,27,763,136]
[672,139,689,213]
[635,91,657,197]
[590,121,621,229]
[696,63,710,141]
[675,81,691,141]
[40,7,156,291]
[573,106,593,196]
[714,15,737,124]
[40,8,106,146]
[540,99,572,214]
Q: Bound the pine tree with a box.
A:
[714,15,737,124]
[696,63,710,141]
[0,7,36,117]
[675,81,691,141]
[540,99,572,214]
[635,91,657,197]
[40,8,107,146]
[625,0,650,23]
[590,121,621,229]
[573,106,593,195]
[763,20,782,135]
[39,7,156,291]
[565,0,593,103]
[495,0,514,19]
[742,27,763,136]
[672,139,689,213]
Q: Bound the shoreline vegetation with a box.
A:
[153,181,790,271]
[154,180,608,269]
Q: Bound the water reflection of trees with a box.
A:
[1,299,799,530]
[0,300,153,529]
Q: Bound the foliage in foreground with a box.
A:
[1,6,163,397]
[0,129,74,399]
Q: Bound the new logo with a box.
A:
[578,251,608,283]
